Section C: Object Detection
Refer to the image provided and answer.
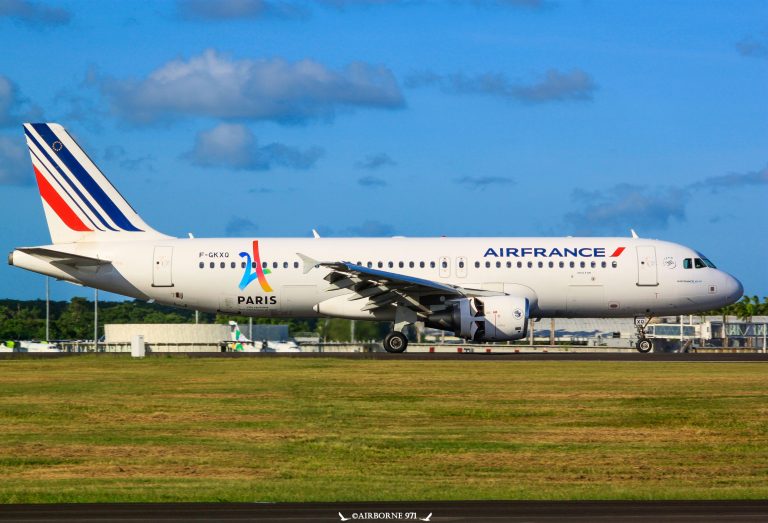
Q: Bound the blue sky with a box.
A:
[0,0,766,301]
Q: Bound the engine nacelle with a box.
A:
[427,296,529,342]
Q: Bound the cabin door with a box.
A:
[636,246,658,286]
[152,246,174,287]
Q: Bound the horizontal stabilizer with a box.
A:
[17,247,110,267]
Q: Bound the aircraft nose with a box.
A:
[722,272,743,303]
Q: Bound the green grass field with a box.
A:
[0,355,766,503]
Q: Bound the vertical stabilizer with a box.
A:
[23,123,169,244]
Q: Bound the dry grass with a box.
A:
[0,356,766,502]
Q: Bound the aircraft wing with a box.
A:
[298,253,503,313]
[17,247,111,267]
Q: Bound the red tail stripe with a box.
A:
[34,165,92,232]
[610,247,625,257]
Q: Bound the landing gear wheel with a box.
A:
[383,332,408,353]
[636,338,653,353]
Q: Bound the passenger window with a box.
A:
[601,261,606,268]
[694,258,706,269]
[548,261,554,268]
[580,261,585,268]
[590,261,596,268]
[612,261,617,268]
[517,261,522,268]
[475,261,480,268]
[294,261,299,269]
[388,261,394,268]
[496,261,501,268]
[220,262,225,269]
[399,261,404,268]
[459,261,465,268]
[569,261,575,268]
[272,262,278,269]
[683,258,692,269]
[262,261,267,268]
[441,260,448,269]
[409,261,414,268]
[199,262,204,269]
[209,262,215,268]
[537,261,543,268]
[378,262,383,268]
[507,261,512,268]
[231,262,236,269]
[559,261,564,268]
[241,261,246,269]
[367,261,372,268]
[420,261,425,268]
[283,261,288,269]
[430,261,435,268]
[527,261,533,268]
[485,261,491,268]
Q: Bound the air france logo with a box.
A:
[483,246,626,258]
[238,240,273,292]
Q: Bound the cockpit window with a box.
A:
[695,253,717,268]
[694,258,706,269]
[683,258,692,269]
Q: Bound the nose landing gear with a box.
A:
[634,316,654,353]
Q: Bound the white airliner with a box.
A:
[9,124,743,353]
[228,321,301,353]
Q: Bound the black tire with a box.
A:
[383,332,408,353]
[636,338,653,353]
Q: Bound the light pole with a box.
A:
[45,277,50,341]
[94,289,98,351]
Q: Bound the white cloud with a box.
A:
[406,68,597,103]
[0,75,41,127]
[564,184,687,234]
[184,123,323,171]
[177,0,307,20]
[0,0,70,27]
[0,136,29,185]
[100,49,404,124]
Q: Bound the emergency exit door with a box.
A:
[636,246,658,286]
[152,246,174,287]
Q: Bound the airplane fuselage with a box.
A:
[11,236,743,320]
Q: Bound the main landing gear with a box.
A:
[634,316,654,353]
[383,306,415,353]
[383,332,408,353]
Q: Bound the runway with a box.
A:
[0,351,766,362]
[184,351,768,362]
[1,501,768,522]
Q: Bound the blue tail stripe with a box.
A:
[28,146,104,231]
[25,128,117,232]
[31,124,142,232]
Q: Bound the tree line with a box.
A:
[1,295,765,342]
[0,298,389,342]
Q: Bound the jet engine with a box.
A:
[426,296,529,342]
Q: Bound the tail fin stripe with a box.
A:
[33,165,92,232]
[25,127,118,232]
[30,124,143,232]
[29,145,105,231]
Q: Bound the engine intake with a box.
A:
[427,296,529,342]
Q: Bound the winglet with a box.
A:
[312,229,320,239]
[296,252,320,274]
[630,229,639,238]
